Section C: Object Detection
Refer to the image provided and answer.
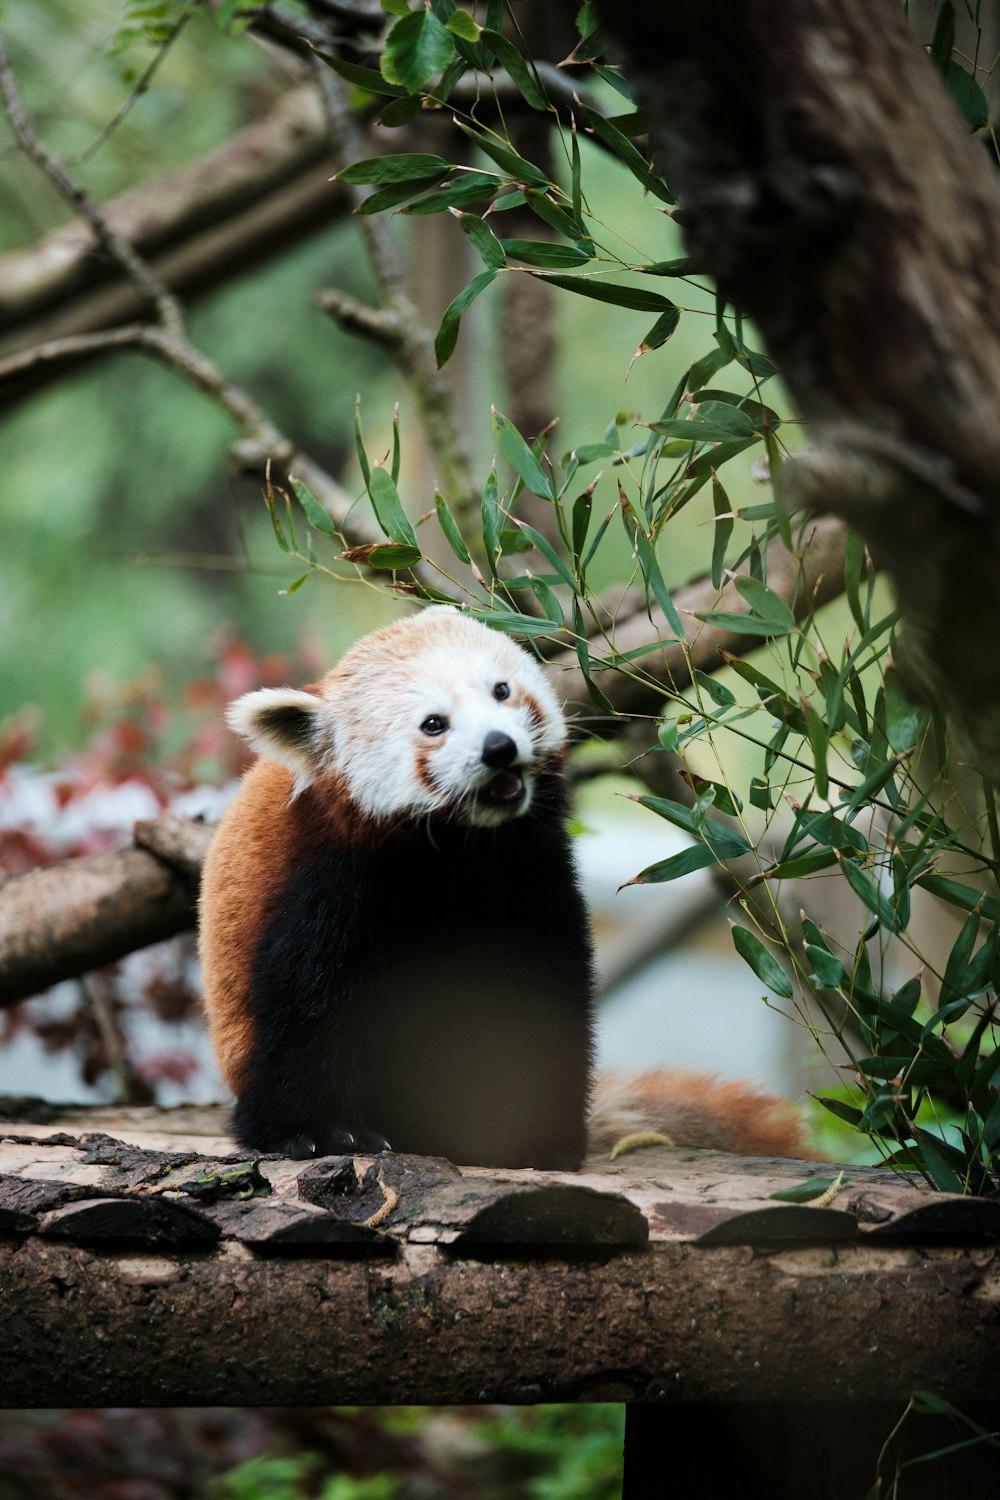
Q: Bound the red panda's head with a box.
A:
[226,607,567,828]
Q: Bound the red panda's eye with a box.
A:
[420,714,448,736]
[493,682,510,702]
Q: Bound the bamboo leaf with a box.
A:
[368,467,418,548]
[481,29,547,109]
[381,9,455,92]
[731,925,794,998]
[491,408,555,499]
[435,268,498,366]
[338,153,452,185]
[532,273,676,313]
[433,491,471,563]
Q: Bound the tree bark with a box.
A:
[0,815,213,1006]
[597,0,1000,774]
[0,1117,998,1406]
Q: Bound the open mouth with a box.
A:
[479,768,526,806]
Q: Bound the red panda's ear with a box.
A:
[226,687,332,785]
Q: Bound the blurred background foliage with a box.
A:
[0,0,756,756]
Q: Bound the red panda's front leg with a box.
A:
[230,848,394,1158]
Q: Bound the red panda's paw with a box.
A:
[233,1112,392,1159]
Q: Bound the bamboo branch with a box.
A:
[313,63,481,533]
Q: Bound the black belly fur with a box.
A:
[233,776,595,1169]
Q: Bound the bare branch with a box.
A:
[0,818,213,1008]
[0,86,335,342]
[0,36,183,336]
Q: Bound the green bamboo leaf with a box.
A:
[531,273,676,313]
[806,944,848,989]
[481,29,547,109]
[734,575,795,631]
[571,486,593,562]
[266,493,289,553]
[710,473,733,589]
[311,52,408,98]
[368,467,418,547]
[883,665,924,752]
[435,268,498,366]
[629,522,683,638]
[757,849,838,882]
[695,608,793,639]
[512,522,576,590]
[491,408,555,499]
[341,542,422,569]
[947,61,989,131]
[354,177,447,215]
[689,340,734,389]
[839,857,898,931]
[446,8,480,41]
[381,9,455,92]
[749,777,772,811]
[456,212,507,269]
[338,153,452,185]
[354,398,371,487]
[636,306,680,355]
[915,873,1000,925]
[803,699,829,801]
[400,171,503,215]
[650,413,754,443]
[621,843,719,888]
[292,478,336,536]
[378,94,424,128]
[579,103,675,203]
[499,239,591,268]
[692,670,735,708]
[482,466,501,574]
[683,436,758,480]
[914,1129,966,1194]
[456,121,550,186]
[570,117,582,225]
[434,491,471,564]
[816,1096,864,1128]
[731,925,794,998]
[522,189,591,242]
[469,608,560,638]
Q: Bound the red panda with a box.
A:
[199,606,810,1167]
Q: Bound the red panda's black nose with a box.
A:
[481,731,518,769]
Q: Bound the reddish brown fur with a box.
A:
[518,689,544,731]
[199,759,384,1092]
[589,1069,815,1159]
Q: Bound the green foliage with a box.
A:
[213,1407,623,1500]
[303,0,1000,1197]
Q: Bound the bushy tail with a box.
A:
[587,1069,815,1160]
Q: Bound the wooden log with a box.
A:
[0,1109,996,1407]
[0,814,213,1005]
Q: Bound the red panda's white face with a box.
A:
[227,608,566,828]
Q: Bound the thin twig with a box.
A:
[81,976,135,1107]
[82,5,194,162]
[0,35,184,337]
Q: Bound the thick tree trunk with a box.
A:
[597,0,1000,773]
